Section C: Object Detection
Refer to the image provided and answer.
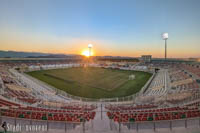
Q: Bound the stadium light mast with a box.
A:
[162,33,168,60]
[88,44,93,57]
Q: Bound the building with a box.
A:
[141,55,152,63]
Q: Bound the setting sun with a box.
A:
[82,50,90,57]
[81,49,94,57]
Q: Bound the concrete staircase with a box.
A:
[84,103,118,133]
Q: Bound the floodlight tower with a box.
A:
[88,44,93,57]
[162,33,168,60]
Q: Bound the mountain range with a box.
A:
[0,50,79,58]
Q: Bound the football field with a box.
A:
[26,67,152,99]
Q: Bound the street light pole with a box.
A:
[162,33,168,60]
[165,39,167,60]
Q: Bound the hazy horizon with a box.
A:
[0,0,200,58]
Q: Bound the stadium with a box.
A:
[0,56,200,133]
[0,0,200,133]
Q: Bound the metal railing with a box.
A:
[113,117,200,133]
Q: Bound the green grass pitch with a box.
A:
[26,67,152,99]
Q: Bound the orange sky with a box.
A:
[0,27,199,58]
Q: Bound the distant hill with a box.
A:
[0,50,79,58]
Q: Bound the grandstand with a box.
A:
[0,59,200,133]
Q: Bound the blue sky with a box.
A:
[0,0,200,58]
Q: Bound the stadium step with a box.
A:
[84,103,117,133]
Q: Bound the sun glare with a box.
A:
[81,49,94,57]
[82,50,90,57]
